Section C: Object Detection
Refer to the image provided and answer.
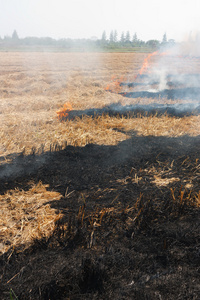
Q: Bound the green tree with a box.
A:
[120,31,125,44]
[109,30,114,43]
[113,30,118,43]
[125,31,131,43]
[162,32,167,43]
[101,30,107,42]
[12,30,19,40]
[4,35,11,42]
[168,39,175,44]
[133,32,137,41]
[132,32,138,45]
[146,39,160,49]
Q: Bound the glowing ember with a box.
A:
[56,102,72,120]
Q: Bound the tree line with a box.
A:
[0,30,175,50]
[100,30,175,48]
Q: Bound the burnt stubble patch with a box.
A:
[1,134,200,300]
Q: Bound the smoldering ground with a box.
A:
[120,34,200,101]
[65,36,200,121]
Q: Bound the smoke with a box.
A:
[102,34,200,120]
[179,32,200,57]
[157,33,200,89]
[120,33,200,103]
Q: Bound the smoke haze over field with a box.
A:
[1,0,200,42]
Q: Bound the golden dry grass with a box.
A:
[1,52,200,253]
[0,182,62,254]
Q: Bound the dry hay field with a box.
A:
[0,52,200,299]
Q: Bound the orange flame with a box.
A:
[105,76,124,93]
[138,51,170,75]
[105,51,169,93]
[56,102,72,121]
[139,51,158,75]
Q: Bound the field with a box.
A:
[0,52,200,299]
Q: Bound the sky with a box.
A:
[0,0,200,42]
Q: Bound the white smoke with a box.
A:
[142,33,200,94]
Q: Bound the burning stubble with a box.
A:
[1,51,200,162]
[101,40,200,120]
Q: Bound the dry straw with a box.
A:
[0,182,62,254]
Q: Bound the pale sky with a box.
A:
[0,0,200,42]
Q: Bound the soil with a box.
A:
[1,132,200,299]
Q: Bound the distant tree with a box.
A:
[146,39,160,49]
[132,32,137,42]
[91,36,98,41]
[132,33,138,46]
[109,30,114,43]
[120,31,125,44]
[4,35,11,42]
[162,32,167,43]
[125,31,131,43]
[113,30,118,43]
[101,30,107,42]
[12,30,19,40]
[168,39,175,45]
[167,39,176,48]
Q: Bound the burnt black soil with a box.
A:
[0,132,200,299]
[121,87,200,101]
[66,102,200,120]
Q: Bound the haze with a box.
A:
[0,0,200,41]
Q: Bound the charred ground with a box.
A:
[1,131,200,299]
